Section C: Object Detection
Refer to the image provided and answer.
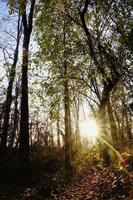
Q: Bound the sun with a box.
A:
[79,119,99,143]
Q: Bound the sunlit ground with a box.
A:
[80,119,99,144]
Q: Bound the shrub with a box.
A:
[93,167,132,200]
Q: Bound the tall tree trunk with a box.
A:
[97,84,109,136]
[64,61,71,168]
[1,15,21,148]
[98,104,107,136]
[44,132,48,147]
[107,98,118,146]
[74,96,81,151]
[9,83,19,147]
[0,104,4,136]
[97,86,111,166]
[57,107,61,148]
[19,34,30,162]
[19,0,36,164]
[123,101,132,143]
[62,19,71,168]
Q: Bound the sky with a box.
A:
[0,1,20,86]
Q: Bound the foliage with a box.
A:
[87,146,104,171]
[91,167,132,200]
[54,164,133,200]
[72,146,104,174]
[118,151,133,173]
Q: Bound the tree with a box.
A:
[19,0,36,164]
[65,0,131,145]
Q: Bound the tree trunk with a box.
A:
[19,0,36,166]
[57,113,61,148]
[74,96,81,151]
[97,85,109,136]
[107,98,118,146]
[62,19,71,168]
[19,35,30,163]
[9,83,19,147]
[64,61,71,168]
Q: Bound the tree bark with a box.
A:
[107,98,118,145]
[74,96,81,151]
[9,83,19,147]
[57,108,61,147]
[64,61,71,168]
[19,0,36,164]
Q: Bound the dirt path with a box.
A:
[57,169,95,200]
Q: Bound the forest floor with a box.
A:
[0,149,133,200]
[55,167,133,200]
[0,165,133,200]
[0,167,133,200]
